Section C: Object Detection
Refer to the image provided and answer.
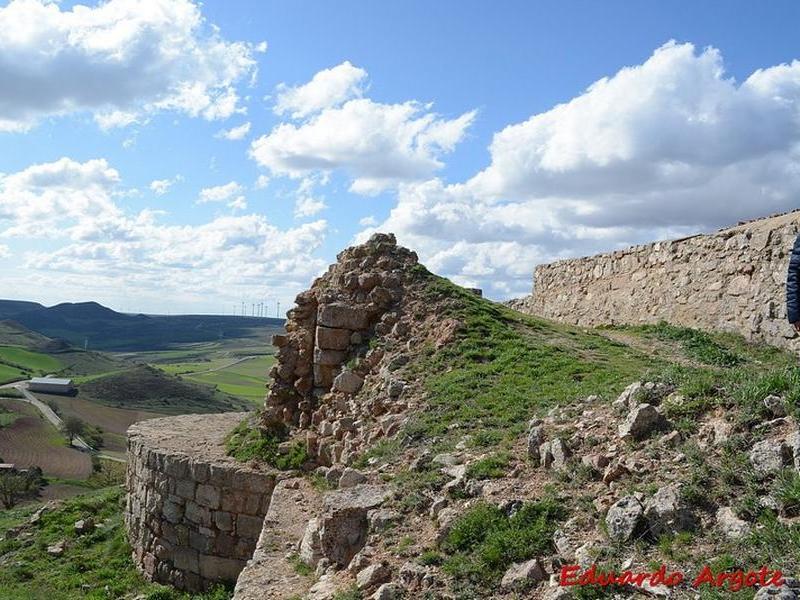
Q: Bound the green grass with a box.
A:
[631,322,743,367]
[225,418,308,470]
[0,345,62,374]
[440,498,565,587]
[465,452,511,480]
[0,486,232,599]
[402,268,659,450]
[0,362,27,384]
[0,410,19,427]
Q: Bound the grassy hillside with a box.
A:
[78,365,252,414]
[0,320,54,349]
[0,487,232,600]
[0,345,63,373]
[156,354,273,404]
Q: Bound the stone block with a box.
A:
[196,484,221,509]
[318,302,371,330]
[236,514,264,539]
[173,547,200,574]
[199,554,246,582]
[314,347,347,366]
[316,326,352,350]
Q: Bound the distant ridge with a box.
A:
[0,299,285,352]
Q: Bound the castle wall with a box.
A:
[527,212,800,350]
[125,413,276,592]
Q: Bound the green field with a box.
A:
[155,354,273,404]
[0,345,63,373]
[0,363,26,384]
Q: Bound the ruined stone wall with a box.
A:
[263,233,422,466]
[527,212,800,350]
[125,413,276,592]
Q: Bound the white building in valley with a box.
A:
[28,378,75,395]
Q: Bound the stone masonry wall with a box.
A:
[526,211,800,350]
[125,413,276,592]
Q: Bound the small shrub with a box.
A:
[465,452,510,480]
[441,498,565,585]
[225,419,308,470]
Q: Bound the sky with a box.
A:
[1,0,799,316]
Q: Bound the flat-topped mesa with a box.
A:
[261,232,423,465]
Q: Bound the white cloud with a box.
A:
[254,174,270,190]
[293,177,327,218]
[0,157,122,237]
[198,181,246,209]
[0,0,260,132]
[0,158,327,310]
[359,42,800,298]
[359,215,377,227]
[216,122,251,140]
[0,245,10,259]
[251,98,477,194]
[149,175,183,196]
[274,61,367,119]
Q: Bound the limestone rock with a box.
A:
[333,370,364,395]
[47,540,66,556]
[716,506,751,539]
[749,439,789,477]
[527,421,545,464]
[644,485,694,537]
[605,496,643,542]
[618,403,667,440]
[356,563,391,590]
[764,395,788,418]
[500,558,547,590]
[371,583,401,600]
[339,468,367,489]
[755,585,798,600]
[549,438,571,469]
[74,518,94,535]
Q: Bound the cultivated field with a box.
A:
[0,345,62,373]
[156,353,273,404]
[36,393,165,457]
[0,399,92,479]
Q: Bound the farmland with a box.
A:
[35,393,166,458]
[0,399,92,479]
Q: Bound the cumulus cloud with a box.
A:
[254,174,270,190]
[149,175,183,196]
[0,244,10,259]
[251,97,477,194]
[216,122,251,140]
[197,181,246,209]
[0,0,260,132]
[274,61,367,119]
[360,42,800,298]
[0,157,327,309]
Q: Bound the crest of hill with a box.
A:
[0,299,285,351]
[79,364,252,415]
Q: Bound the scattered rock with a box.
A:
[74,518,94,535]
[618,404,667,440]
[47,540,66,557]
[549,438,572,469]
[644,485,694,537]
[716,506,751,539]
[372,583,401,600]
[357,563,391,590]
[755,585,798,599]
[527,421,545,464]
[339,468,368,488]
[602,461,629,485]
[764,395,788,418]
[500,557,547,590]
[749,439,789,477]
[581,454,609,471]
[332,370,364,395]
[605,496,644,542]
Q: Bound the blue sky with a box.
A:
[1,0,799,315]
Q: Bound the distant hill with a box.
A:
[0,320,55,350]
[0,300,285,351]
[78,365,252,414]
